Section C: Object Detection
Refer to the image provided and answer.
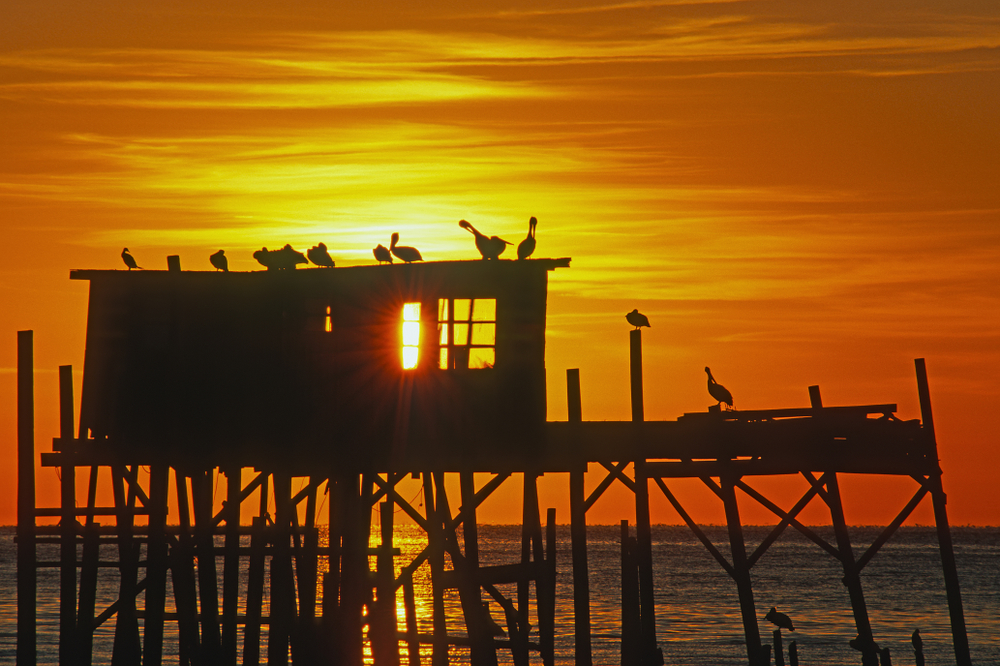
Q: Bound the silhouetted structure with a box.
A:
[517,217,537,260]
[15,256,973,666]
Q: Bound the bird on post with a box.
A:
[626,309,650,330]
[911,629,923,653]
[389,232,422,263]
[765,607,794,632]
[705,366,734,410]
[307,242,335,267]
[121,248,141,270]
[373,243,393,264]
[210,249,228,272]
[517,216,537,260]
[459,219,512,260]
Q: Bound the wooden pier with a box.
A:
[15,260,973,666]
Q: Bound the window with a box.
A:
[438,298,496,369]
[401,303,421,369]
[325,306,333,333]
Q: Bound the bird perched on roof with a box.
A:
[307,242,335,267]
[210,249,228,272]
[626,309,650,329]
[253,244,308,270]
[705,366,734,410]
[517,216,537,260]
[389,232,423,263]
[765,607,794,631]
[373,244,393,264]
[459,219,512,260]
[121,248,141,270]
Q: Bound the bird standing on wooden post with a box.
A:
[626,309,650,330]
[766,607,794,631]
[210,249,228,272]
[389,233,422,263]
[517,216,537,260]
[307,242,335,267]
[459,219,512,260]
[121,248,141,270]
[706,367,734,411]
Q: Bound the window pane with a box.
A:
[402,321,421,347]
[453,298,471,322]
[402,346,419,369]
[472,299,496,322]
[469,348,495,369]
[438,299,449,322]
[439,348,448,369]
[403,302,421,322]
[453,323,469,346]
[471,323,495,346]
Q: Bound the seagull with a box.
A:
[626,309,650,329]
[373,244,393,264]
[911,629,922,653]
[210,249,228,272]
[765,607,794,631]
[389,232,423,263]
[517,216,537,260]
[307,242,335,267]
[121,248,141,270]
[706,366,734,410]
[459,219,512,260]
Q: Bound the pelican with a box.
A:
[373,244,393,264]
[765,607,794,631]
[121,248,141,270]
[210,249,228,272]
[626,309,650,329]
[706,367,734,410]
[517,216,537,260]
[307,242,335,267]
[389,232,423,263]
[459,219,512,260]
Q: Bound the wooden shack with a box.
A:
[71,258,570,469]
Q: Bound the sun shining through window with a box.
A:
[402,302,421,369]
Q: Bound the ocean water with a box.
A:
[1,525,997,665]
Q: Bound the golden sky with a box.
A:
[2,0,999,525]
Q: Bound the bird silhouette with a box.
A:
[307,242,335,267]
[912,629,923,652]
[459,219,512,260]
[765,607,794,631]
[626,309,650,329]
[517,216,537,260]
[210,249,228,272]
[389,233,423,263]
[253,244,307,270]
[373,244,393,264]
[705,367,734,410]
[121,248,141,270]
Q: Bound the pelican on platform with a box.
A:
[765,607,794,631]
[373,244,393,264]
[705,366,734,410]
[121,248,141,270]
[390,233,423,263]
[210,249,228,272]
[459,219,512,260]
[307,242,335,267]
[517,216,537,260]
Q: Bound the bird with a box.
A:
[705,366,734,410]
[253,244,307,270]
[307,242,335,267]
[210,249,228,272]
[373,244,393,264]
[911,629,923,653]
[626,309,650,329]
[389,232,423,263]
[765,607,794,631]
[517,216,537,260]
[121,248,141,270]
[459,219,512,260]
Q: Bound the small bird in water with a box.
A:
[121,248,141,270]
[389,232,423,263]
[210,249,228,272]
[705,367,734,410]
[307,242,335,267]
[459,219,512,260]
[373,244,393,264]
[626,309,650,329]
[517,216,537,260]
[765,607,794,631]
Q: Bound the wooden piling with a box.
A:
[540,507,557,666]
[403,575,421,665]
[222,465,242,665]
[192,469,223,662]
[172,471,201,666]
[77,465,100,666]
[424,472,449,666]
[720,475,764,665]
[620,521,640,666]
[58,365,78,666]
[567,369,593,666]
[629,329,644,422]
[16,331,36,666]
[372,500,400,666]
[143,464,170,666]
[244,515,267,666]
[789,640,798,666]
[915,359,972,666]
[269,472,294,666]
[773,629,784,666]
[110,465,141,665]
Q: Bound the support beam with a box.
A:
[58,365,77,666]
[721,476,764,666]
[17,331,36,666]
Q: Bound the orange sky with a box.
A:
[2,0,999,526]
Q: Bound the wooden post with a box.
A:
[459,470,499,666]
[16,331,36,666]
[633,459,657,665]
[269,472,293,666]
[629,329,644,422]
[540,508,557,666]
[77,465,100,666]
[789,640,799,666]
[110,465,141,665]
[567,368,593,666]
[299,477,320,621]
[167,254,181,271]
[171,471,200,666]
[58,365,78,666]
[192,469,222,662]
[620,521,639,666]
[143,464,170,666]
[721,475,764,665]
[773,629,784,666]
[222,465,241,665]
[424,472,449,666]
[372,500,400,666]
[403,575,421,665]
[915,358,971,666]
[244,515,267,666]
[324,476,344,619]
